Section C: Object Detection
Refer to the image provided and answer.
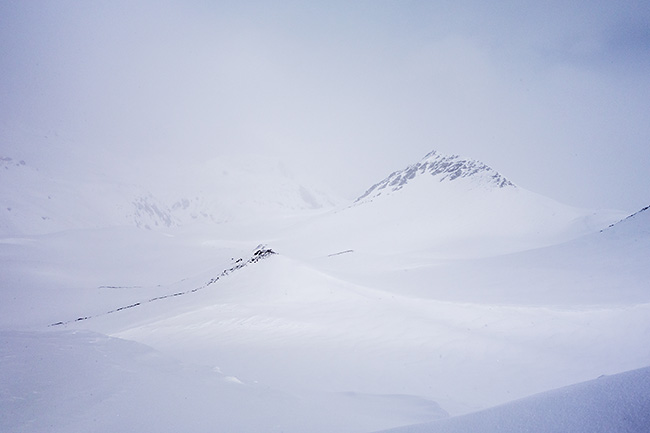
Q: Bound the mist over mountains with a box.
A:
[1,147,622,241]
[1,146,649,433]
[3,1,649,430]
[0,152,337,236]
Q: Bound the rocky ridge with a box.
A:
[356,150,514,203]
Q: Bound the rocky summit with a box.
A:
[356,150,514,203]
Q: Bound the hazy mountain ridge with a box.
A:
[1,149,613,242]
[1,151,648,432]
[356,150,514,204]
[0,157,183,234]
[0,154,336,235]
[295,150,618,259]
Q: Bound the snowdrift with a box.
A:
[0,329,447,433]
[377,365,650,433]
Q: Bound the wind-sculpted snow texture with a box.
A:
[1,147,647,433]
[0,329,448,433]
[48,246,276,327]
[356,150,514,203]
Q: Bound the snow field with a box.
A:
[1,148,648,432]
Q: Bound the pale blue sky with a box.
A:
[1,1,649,211]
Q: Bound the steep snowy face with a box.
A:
[356,150,514,203]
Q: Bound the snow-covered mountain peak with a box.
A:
[276,149,623,259]
[355,150,514,203]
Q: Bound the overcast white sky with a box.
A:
[1,1,649,211]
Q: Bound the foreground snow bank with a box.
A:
[377,365,650,433]
[0,329,447,433]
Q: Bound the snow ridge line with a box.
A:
[327,250,354,257]
[604,203,650,230]
[49,247,277,327]
[355,150,514,203]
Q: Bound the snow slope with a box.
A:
[376,365,650,433]
[275,150,621,260]
[28,202,645,420]
[0,329,448,433]
[1,148,647,432]
[305,201,650,307]
[79,247,649,416]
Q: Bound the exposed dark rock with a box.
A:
[356,150,514,203]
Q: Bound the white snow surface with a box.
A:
[1,149,648,432]
[0,329,446,433]
[377,365,650,433]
